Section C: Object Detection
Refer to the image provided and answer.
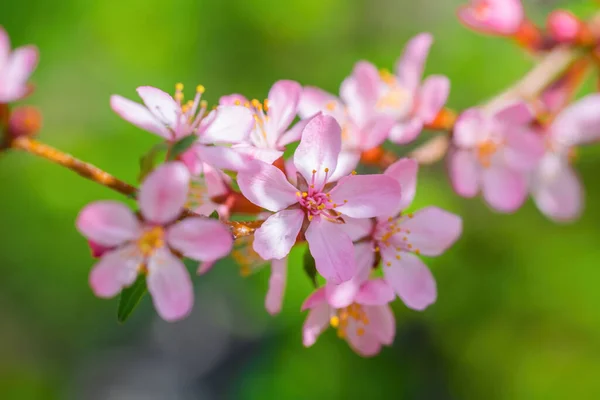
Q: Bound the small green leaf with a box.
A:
[138,142,169,182]
[303,248,318,288]
[167,134,198,161]
[117,275,147,323]
[208,210,219,220]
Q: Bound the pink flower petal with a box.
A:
[266,80,302,135]
[458,0,524,36]
[237,161,299,212]
[355,279,395,306]
[195,144,253,172]
[340,61,380,125]
[448,149,480,198]
[358,116,397,150]
[139,162,190,224]
[0,46,38,102]
[199,106,253,144]
[493,101,534,126]
[302,302,330,347]
[197,260,216,275]
[394,33,433,92]
[219,93,249,106]
[503,128,545,171]
[89,245,141,298]
[110,95,170,138]
[387,118,424,145]
[533,162,583,222]
[265,258,287,315]
[305,220,355,284]
[453,108,485,148]
[167,217,233,261]
[329,174,402,218]
[88,240,114,258]
[551,94,600,146]
[293,114,342,189]
[77,201,141,247]
[301,287,327,311]
[327,150,361,183]
[298,86,339,119]
[385,158,419,212]
[365,305,396,345]
[345,323,383,357]
[382,249,437,311]
[147,248,194,322]
[253,209,304,260]
[0,27,9,68]
[343,217,374,242]
[277,117,311,147]
[136,86,178,128]
[233,144,284,165]
[481,164,527,212]
[398,207,462,256]
[417,75,450,123]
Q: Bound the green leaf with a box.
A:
[208,210,219,220]
[138,142,169,182]
[117,275,147,323]
[303,248,318,288]
[167,134,198,161]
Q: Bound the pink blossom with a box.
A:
[111,84,254,175]
[547,10,580,43]
[237,114,402,284]
[342,158,462,311]
[301,244,396,357]
[0,26,39,103]
[530,94,600,221]
[375,33,450,144]
[76,162,233,321]
[458,0,524,36]
[220,80,309,164]
[299,62,397,180]
[448,102,544,212]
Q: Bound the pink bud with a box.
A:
[457,0,524,36]
[7,106,42,138]
[547,10,580,43]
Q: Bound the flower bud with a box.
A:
[457,0,524,36]
[7,106,42,138]
[547,10,580,43]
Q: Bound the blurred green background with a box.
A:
[2,0,600,399]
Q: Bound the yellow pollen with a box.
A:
[234,99,241,105]
[386,261,392,267]
[251,99,261,108]
[308,215,314,221]
[356,327,365,337]
[137,226,165,256]
[374,246,380,252]
[263,98,270,111]
[330,316,340,328]
[325,101,337,111]
[388,217,393,222]
[407,244,413,249]
[324,168,329,173]
[244,101,250,107]
[379,68,395,85]
[396,255,401,260]
[196,84,205,93]
[175,83,184,91]
[351,170,357,175]
[312,169,317,174]
[302,192,308,198]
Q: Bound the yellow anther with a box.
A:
[386,261,392,267]
[308,215,313,221]
[325,101,337,111]
[324,168,329,173]
[388,217,393,222]
[234,99,241,105]
[251,99,261,108]
[415,249,420,255]
[174,92,184,102]
[356,327,365,337]
[200,100,208,108]
[244,101,250,107]
[330,316,340,328]
[312,169,317,174]
[263,98,269,111]
[396,255,401,260]
[302,192,308,198]
[403,236,408,241]
[343,200,348,203]
[296,191,301,197]
[351,170,357,175]
[374,246,380,252]
[333,203,338,207]
[407,244,413,249]
[196,84,205,93]
[175,83,184,91]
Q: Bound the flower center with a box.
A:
[375,215,421,266]
[330,303,370,338]
[476,139,499,168]
[171,83,208,140]
[295,168,345,222]
[137,226,165,257]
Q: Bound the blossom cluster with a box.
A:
[2,0,600,357]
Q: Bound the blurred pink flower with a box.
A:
[342,158,462,311]
[458,0,524,36]
[531,94,600,221]
[0,26,38,103]
[547,10,580,43]
[111,85,254,175]
[376,33,450,144]
[220,80,309,164]
[299,62,397,180]
[77,162,233,321]
[448,102,544,212]
[237,114,402,284]
[301,248,396,357]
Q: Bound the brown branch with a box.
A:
[7,136,261,239]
